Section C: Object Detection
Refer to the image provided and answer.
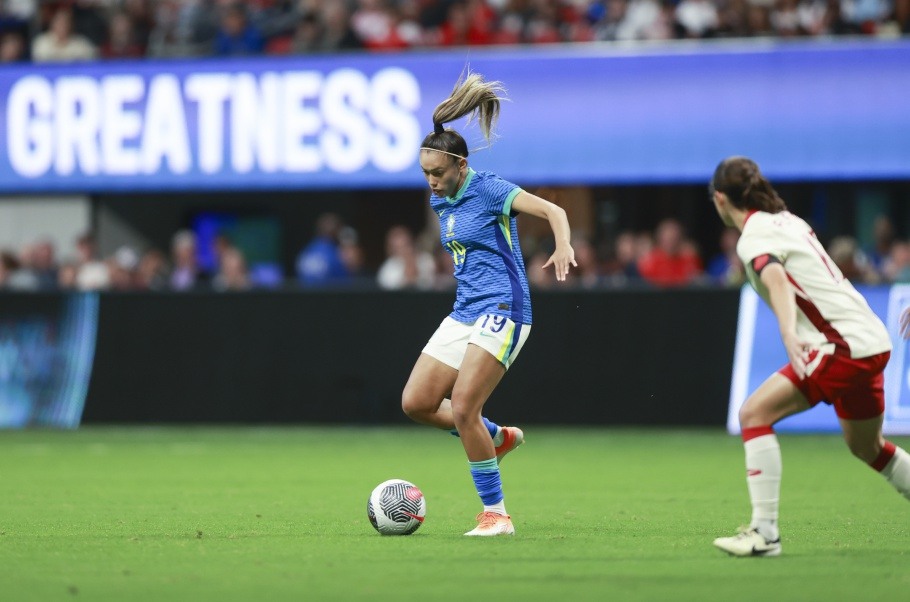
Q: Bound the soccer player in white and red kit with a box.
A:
[709,156,910,557]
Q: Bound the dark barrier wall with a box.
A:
[83,289,740,426]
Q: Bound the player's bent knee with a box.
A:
[400,391,426,419]
[448,400,478,429]
[738,404,765,429]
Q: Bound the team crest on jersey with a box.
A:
[446,214,456,238]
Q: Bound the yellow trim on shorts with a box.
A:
[496,323,516,363]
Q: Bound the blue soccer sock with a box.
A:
[451,417,502,443]
[469,458,505,509]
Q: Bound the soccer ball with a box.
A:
[367,479,426,535]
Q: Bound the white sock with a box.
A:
[492,427,504,447]
[745,433,781,541]
[879,445,910,501]
[753,518,778,542]
[484,500,507,516]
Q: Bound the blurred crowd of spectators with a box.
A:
[0,0,905,64]
[0,213,905,292]
[0,1,904,291]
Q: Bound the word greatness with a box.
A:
[6,67,422,178]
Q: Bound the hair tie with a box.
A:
[433,122,445,135]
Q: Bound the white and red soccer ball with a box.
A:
[367,479,426,535]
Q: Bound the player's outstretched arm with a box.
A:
[760,262,811,378]
[511,191,576,281]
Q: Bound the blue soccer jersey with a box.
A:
[430,168,532,324]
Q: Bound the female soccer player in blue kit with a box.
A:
[400,72,576,536]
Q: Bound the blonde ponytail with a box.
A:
[431,72,507,144]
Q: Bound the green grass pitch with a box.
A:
[1,427,908,601]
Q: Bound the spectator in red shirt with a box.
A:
[438,0,495,46]
[637,218,704,286]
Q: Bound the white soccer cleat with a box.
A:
[495,427,524,464]
[713,527,781,557]
[464,512,515,537]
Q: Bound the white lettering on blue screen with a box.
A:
[6,68,422,178]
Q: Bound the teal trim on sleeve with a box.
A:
[503,187,522,215]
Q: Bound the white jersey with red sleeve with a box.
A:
[737,210,891,360]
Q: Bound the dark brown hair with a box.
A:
[420,71,506,161]
[711,156,787,213]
